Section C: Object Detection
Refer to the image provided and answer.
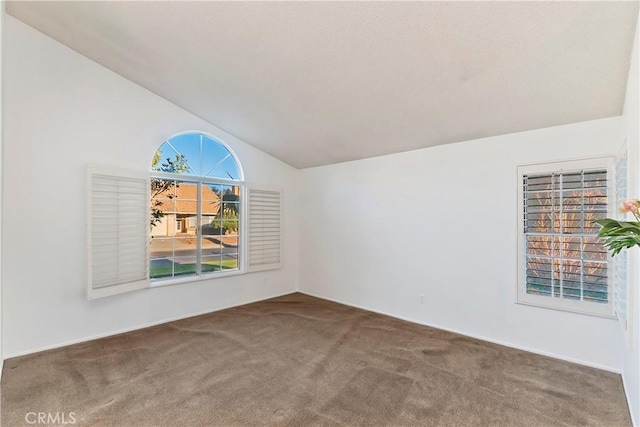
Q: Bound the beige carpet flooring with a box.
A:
[1,293,631,426]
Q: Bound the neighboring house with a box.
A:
[151,183,222,237]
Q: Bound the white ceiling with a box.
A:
[7,1,639,169]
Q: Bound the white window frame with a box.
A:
[516,157,615,318]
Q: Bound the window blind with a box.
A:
[523,169,609,304]
[246,187,282,272]
[88,166,149,299]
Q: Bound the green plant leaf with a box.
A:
[595,218,640,256]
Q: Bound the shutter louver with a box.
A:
[246,187,282,272]
[523,169,609,304]
[88,166,150,299]
[614,148,628,330]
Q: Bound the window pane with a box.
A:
[174,182,198,240]
[210,185,240,239]
[583,237,607,261]
[173,256,197,277]
[150,257,176,279]
[524,174,553,192]
[201,255,223,273]
[526,255,553,296]
[202,137,240,180]
[554,236,581,260]
[526,235,552,256]
[222,253,239,271]
[150,237,172,259]
[200,252,239,273]
[149,233,197,280]
[161,134,201,175]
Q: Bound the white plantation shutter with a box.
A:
[246,187,282,272]
[614,147,628,331]
[88,166,150,299]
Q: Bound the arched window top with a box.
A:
[152,132,242,180]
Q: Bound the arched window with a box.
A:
[150,132,243,281]
[88,132,279,298]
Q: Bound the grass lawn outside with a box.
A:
[150,259,239,279]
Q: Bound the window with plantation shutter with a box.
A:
[517,158,615,317]
[88,166,150,299]
[246,187,282,272]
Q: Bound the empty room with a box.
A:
[1,1,639,426]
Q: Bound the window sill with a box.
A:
[516,296,616,319]
[150,269,244,288]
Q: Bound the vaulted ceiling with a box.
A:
[7,1,639,168]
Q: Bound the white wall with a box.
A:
[0,0,5,376]
[622,13,640,426]
[2,16,299,358]
[298,116,626,371]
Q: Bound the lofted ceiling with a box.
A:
[7,1,639,168]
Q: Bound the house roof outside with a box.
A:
[154,183,222,215]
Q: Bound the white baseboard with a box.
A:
[621,371,638,427]
[299,290,622,374]
[4,290,297,360]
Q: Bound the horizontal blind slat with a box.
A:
[90,171,148,295]
[247,188,282,271]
